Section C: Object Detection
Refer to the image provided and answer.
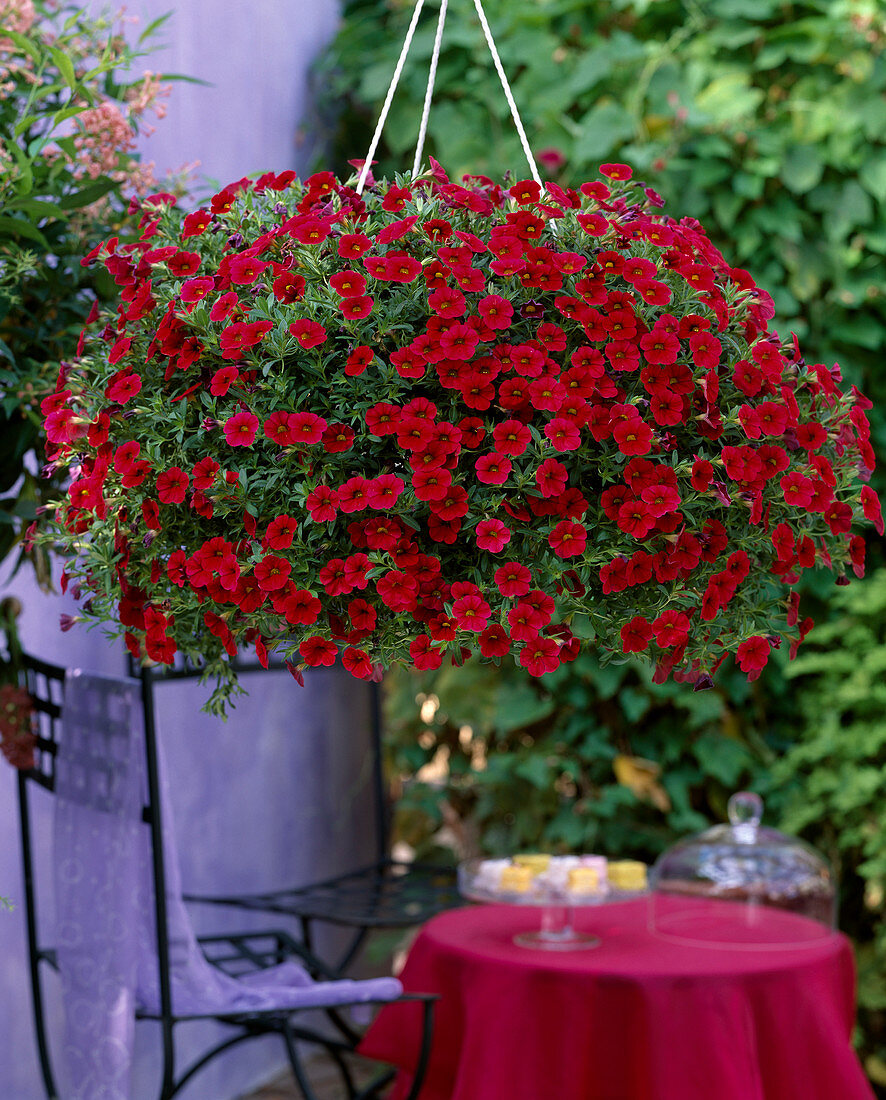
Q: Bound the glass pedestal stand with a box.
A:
[513,902,600,951]
[458,860,648,952]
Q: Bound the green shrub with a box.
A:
[773,571,886,1086]
[0,1,176,581]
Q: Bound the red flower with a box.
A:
[780,472,815,508]
[476,519,511,553]
[228,254,269,284]
[492,420,531,456]
[452,594,491,632]
[495,562,532,597]
[342,647,373,679]
[340,295,374,319]
[265,515,298,550]
[736,635,771,676]
[330,270,368,297]
[475,453,511,485]
[288,411,327,445]
[410,635,442,671]
[652,609,690,648]
[156,466,189,504]
[367,474,405,509]
[548,520,587,558]
[535,458,568,498]
[299,635,337,666]
[345,346,374,376]
[254,554,292,592]
[621,616,653,653]
[272,272,306,303]
[599,163,632,180]
[289,319,327,348]
[105,371,142,404]
[321,423,355,454]
[223,410,259,447]
[860,485,884,536]
[210,365,239,396]
[479,623,510,657]
[519,633,560,676]
[283,589,321,625]
[613,419,653,456]
[544,418,581,452]
[338,476,371,513]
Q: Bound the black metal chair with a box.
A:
[16,652,435,1100]
[171,666,462,978]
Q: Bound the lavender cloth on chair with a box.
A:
[54,669,402,1100]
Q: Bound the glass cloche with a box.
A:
[649,792,836,948]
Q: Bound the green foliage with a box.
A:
[317,0,886,478]
[385,650,789,861]
[771,571,886,1084]
[0,1,176,583]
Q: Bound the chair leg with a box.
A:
[281,1019,323,1100]
[403,998,436,1100]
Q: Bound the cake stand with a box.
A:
[458,859,648,951]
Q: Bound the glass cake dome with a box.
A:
[649,792,836,948]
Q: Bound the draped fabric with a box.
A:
[55,670,401,1099]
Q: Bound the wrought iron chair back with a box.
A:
[16,652,435,1100]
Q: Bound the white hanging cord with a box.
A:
[412,0,449,179]
[471,0,542,187]
[359,0,542,193]
[357,0,426,194]
[466,0,543,185]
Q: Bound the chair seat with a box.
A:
[193,860,463,929]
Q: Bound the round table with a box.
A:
[359,899,874,1100]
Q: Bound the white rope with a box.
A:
[358,0,542,193]
[357,0,426,195]
[471,0,542,186]
[412,0,449,179]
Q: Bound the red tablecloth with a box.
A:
[360,900,874,1100]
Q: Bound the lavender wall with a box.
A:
[0,2,381,1097]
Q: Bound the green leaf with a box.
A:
[48,45,76,89]
[138,12,173,44]
[1,29,41,64]
[781,145,824,194]
[58,178,119,210]
[573,101,635,162]
[694,72,764,123]
[860,151,886,203]
[0,137,33,196]
[0,215,49,248]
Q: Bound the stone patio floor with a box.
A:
[241,1055,390,1099]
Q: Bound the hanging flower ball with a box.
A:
[44,160,881,709]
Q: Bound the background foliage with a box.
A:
[319,0,886,1086]
[0,0,175,583]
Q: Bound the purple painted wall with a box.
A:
[0,2,385,1097]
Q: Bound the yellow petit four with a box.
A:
[512,853,551,873]
[567,867,600,894]
[499,865,534,893]
[607,860,647,891]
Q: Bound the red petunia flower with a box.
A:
[289,319,327,349]
[223,410,259,447]
[299,636,337,666]
[156,466,189,504]
[548,520,587,558]
[475,519,511,553]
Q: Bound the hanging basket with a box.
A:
[41,2,881,710]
